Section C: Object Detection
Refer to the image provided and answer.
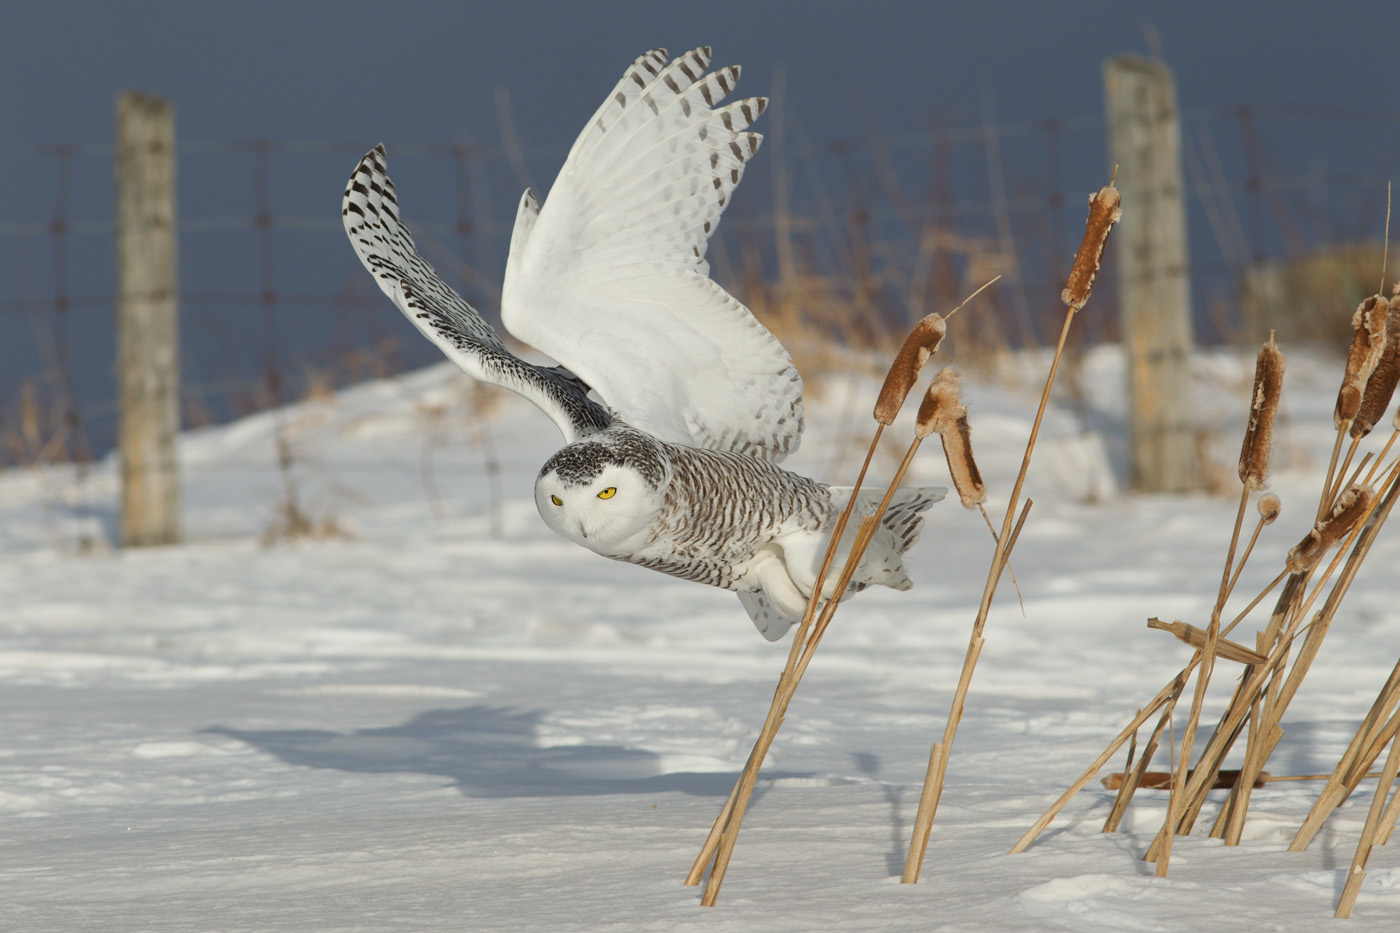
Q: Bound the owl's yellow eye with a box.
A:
[597,487,617,500]
[550,494,563,506]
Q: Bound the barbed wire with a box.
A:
[3,100,1398,477]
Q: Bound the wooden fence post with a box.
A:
[116,91,180,546]
[1105,57,1201,492]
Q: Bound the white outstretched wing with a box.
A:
[343,146,609,442]
[501,47,803,462]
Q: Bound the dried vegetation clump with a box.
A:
[1013,284,1400,920]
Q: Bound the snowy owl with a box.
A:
[342,47,945,640]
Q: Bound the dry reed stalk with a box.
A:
[1010,667,1193,854]
[1222,495,1284,600]
[1335,729,1400,918]
[906,179,1120,882]
[1376,763,1400,844]
[1055,399,1395,860]
[916,370,1021,602]
[1021,564,1293,852]
[1147,618,1267,665]
[1147,508,1367,856]
[1190,508,1390,846]
[1291,659,1400,851]
[1142,631,1306,863]
[1156,520,1308,843]
[699,467,917,903]
[1206,463,1400,851]
[1151,336,1288,874]
[1103,686,1183,833]
[690,294,981,902]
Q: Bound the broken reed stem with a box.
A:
[1147,618,1267,665]
[1336,729,1400,918]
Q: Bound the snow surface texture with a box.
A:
[4,346,1400,931]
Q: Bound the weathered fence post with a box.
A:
[116,91,180,545]
[1104,57,1200,492]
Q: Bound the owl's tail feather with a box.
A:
[831,484,946,592]
[738,484,947,641]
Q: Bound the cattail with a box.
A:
[1238,335,1285,489]
[1352,302,1400,438]
[1287,485,1375,573]
[875,313,946,425]
[1258,493,1282,525]
[916,370,985,508]
[915,368,960,438]
[1061,185,1122,310]
[1334,296,1390,427]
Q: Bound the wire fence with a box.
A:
[3,98,1399,474]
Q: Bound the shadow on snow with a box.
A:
[205,704,813,799]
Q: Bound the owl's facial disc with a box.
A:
[535,466,660,555]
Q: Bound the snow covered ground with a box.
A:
[4,346,1400,931]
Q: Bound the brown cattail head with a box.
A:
[1258,493,1282,525]
[1238,334,1286,490]
[941,409,986,508]
[914,370,985,507]
[1061,185,1122,311]
[1352,301,1400,438]
[1334,295,1390,428]
[915,368,961,439]
[1286,484,1375,573]
[875,313,947,425]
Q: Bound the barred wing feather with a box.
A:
[343,146,608,442]
[502,47,803,462]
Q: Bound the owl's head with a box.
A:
[534,425,670,554]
